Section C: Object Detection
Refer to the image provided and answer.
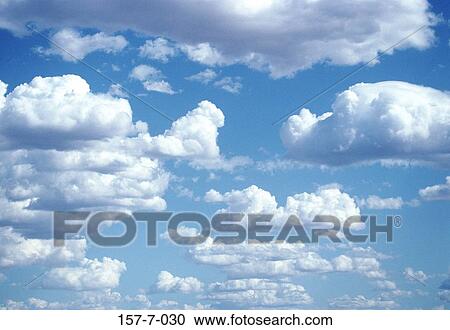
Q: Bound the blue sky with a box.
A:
[0,0,449,309]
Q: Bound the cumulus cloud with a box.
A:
[155,271,203,294]
[205,184,360,225]
[130,64,177,94]
[0,226,86,267]
[139,38,176,62]
[281,81,450,166]
[130,64,162,81]
[0,75,134,149]
[0,75,245,229]
[0,1,436,78]
[419,177,450,201]
[38,28,127,61]
[41,257,126,290]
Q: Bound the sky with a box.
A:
[0,0,449,309]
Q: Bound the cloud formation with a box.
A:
[0,0,436,77]
[419,177,450,201]
[155,271,203,294]
[38,28,127,61]
[281,82,450,166]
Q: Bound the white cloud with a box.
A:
[213,77,242,94]
[42,257,126,290]
[207,278,313,307]
[281,82,450,166]
[329,295,397,309]
[0,75,245,230]
[1,1,436,78]
[143,80,176,95]
[155,271,203,294]
[186,69,217,84]
[139,38,176,62]
[419,177,450,201]
[180,43,229,66]
[129,64,162,81]
[0,226,86,267]
[130,65,176,95]
[204,184,360,225]
[358,195,404,210]
[39,28,127,61]
[0,75,135,149]
[333,255,353,272]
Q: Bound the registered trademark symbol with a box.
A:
[393,216,402,228]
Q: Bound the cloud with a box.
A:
[41,257,126,290]
[155,271,203,294]
[281,81,450,166]
[213,77,242,94]
[129,64,162,81]
[329,295,397,309]
[0,75,246,229]
[130,65,176,95]
[180,43,229,67]
[0,75,135,149]
[143,80,176,95]
[205,184,360,225]
[206,278,312,307]
[38,28,127,61]
[139,38,176,63]
[2,0,436,78]
[419,177,450,201]
[1,289,123,309]
[0,227,86,267]
[404,267,428,284]
[185,69,217,85]
[108,83,128,98]
[144,100,250,170]
[358,195,404,210]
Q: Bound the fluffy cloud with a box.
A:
[205,184,360,225]
[139,38,177,62]
[155,271,203,294]
[419,177,450,201]
[206,279,312,307]
[281,81,450,166]
[0,226,86,267]
[0,75,134,149]
[38,28,127,61]
[41,257,126,290]
[0,75,244,229]
[1,1,436,77]
[129,65,176,94]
